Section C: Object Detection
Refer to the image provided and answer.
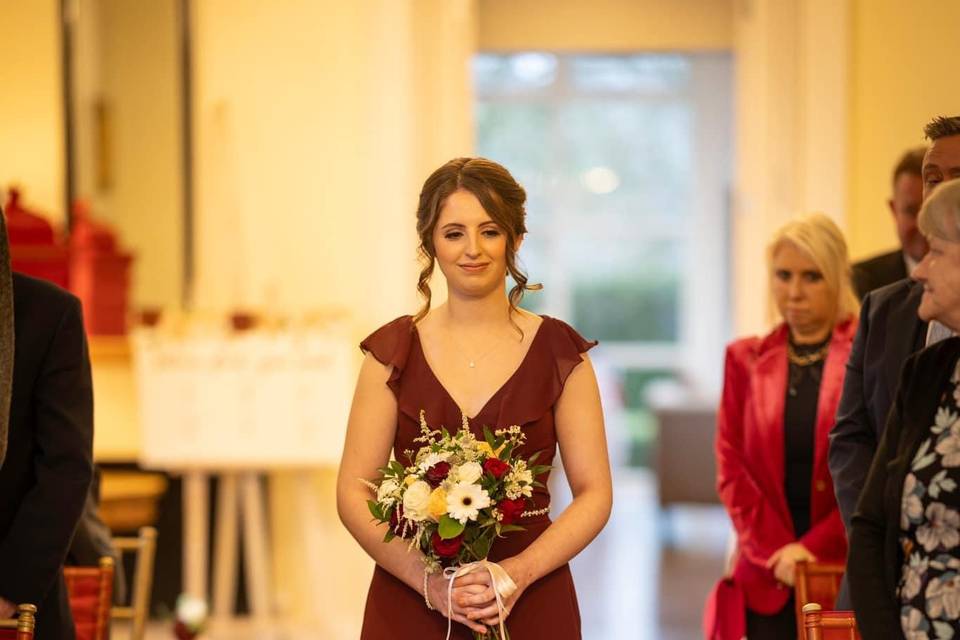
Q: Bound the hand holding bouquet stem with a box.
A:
[364,411,550,638]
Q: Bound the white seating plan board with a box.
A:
[133,328,356,469]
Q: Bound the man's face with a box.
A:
[890,172,926,262]
[923,135,960,200]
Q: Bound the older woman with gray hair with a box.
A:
[849,178,960,639]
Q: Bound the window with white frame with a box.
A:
[474,52,732,464]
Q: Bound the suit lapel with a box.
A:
[813,320,854,478]
[884,283,924,405]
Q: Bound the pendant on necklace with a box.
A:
[468,361,476,368]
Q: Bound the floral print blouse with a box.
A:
[899,358,960,639]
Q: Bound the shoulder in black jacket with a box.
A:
[852,250,909,299]
[0,273,94,639]
[848,336,960,639]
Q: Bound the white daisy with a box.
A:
[445,482,491,524]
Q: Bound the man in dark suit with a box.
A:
[829,115,960,608]
[0,212,94,639]
[851,147,927,298]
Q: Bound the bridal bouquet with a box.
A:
[365,411,550,639]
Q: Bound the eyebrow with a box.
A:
[439,221,500,230]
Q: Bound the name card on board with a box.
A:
[133,328,356,469]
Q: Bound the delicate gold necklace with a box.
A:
[787,341,830,367]
[443,326,513,369]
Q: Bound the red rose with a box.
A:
[390,505,413,538]
[498,498,526,525]
[426,461,451,487]
[431,531,463,558]
[483,457,510,479]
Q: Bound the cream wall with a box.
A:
[190,2,475,634]
[478,0,732,51]
[847,0,960,262]
[731,0,850,335]
[0,0,64,224]
[94,0,184,308]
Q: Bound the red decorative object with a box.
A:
[3,188,70,289]
[69,200,134,336]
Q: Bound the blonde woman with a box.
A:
[705,214,859,639]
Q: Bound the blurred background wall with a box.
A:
[2,0,960,637]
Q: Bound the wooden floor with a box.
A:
[129,468,729,639]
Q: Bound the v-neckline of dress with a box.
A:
[413,316,548,421]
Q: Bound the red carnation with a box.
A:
[483,457,510,480]
[431,531,463,558]
[426,461,451,487]
[390,505,413,538]
[498,498,526,525]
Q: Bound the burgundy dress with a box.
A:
[358,315,596,639]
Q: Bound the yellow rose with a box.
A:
[404,475,417,486]
[428,487,448,521]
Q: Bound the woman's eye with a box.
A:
[444,232,463,240]
[482,229,502,238]
[775,270,790,281]
[804,272,823,283]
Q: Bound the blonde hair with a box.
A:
[918,178,960,242]
[767,212,860,325]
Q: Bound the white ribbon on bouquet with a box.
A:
[444,560,517,640]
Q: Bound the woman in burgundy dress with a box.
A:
[337,157,612,639]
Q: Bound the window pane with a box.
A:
[473,53,558,95]
[555,101,693,221]
[570,238,683,342]
[569,55,690,93]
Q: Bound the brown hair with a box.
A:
[892,146,926,187]
[924,116,960,141]
[413,157,541,325]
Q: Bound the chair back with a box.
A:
[111,526,157,640]
[0,603,37,640]
[64,556,114,640]
[795,560,845,639]
[802,603,861,640]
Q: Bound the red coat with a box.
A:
[704,318,856,638]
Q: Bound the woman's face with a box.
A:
[914,235,960,331]
[432,189,512,299]
[770,241,835,340]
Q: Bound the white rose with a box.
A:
[455,461,483,484]
[402,480,433,522]
[377,479,400,504]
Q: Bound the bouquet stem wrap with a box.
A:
[443,560,517,640]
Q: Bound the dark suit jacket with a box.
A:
[851,250,908,299]
[847,337,960,639]
[0,274,94,639]
[828,278,925,609]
